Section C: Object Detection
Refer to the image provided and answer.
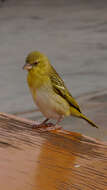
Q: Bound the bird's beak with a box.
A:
[23,63,32,70]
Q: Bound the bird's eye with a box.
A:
[33,62,38,66]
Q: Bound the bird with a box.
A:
[23,51,99,129]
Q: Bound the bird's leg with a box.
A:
[33,116,63,131]
[53,116,63,130]
[44,116,63,131]
[41,118,49,125]
[41,118,56,128]
[33,118,49,129]
[55,116,63,125]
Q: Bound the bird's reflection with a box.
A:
[34,130,83,190]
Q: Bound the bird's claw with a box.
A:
[32,122,62,132]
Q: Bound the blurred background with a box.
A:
[0,0,107,140]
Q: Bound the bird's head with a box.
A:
[23,51,50,72]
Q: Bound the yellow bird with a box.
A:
[23,51,98,129]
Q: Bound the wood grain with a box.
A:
[0,112,107,190]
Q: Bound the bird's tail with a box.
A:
[80,114,99,128]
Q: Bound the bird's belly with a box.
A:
[35,90,60,119]
[33,88,70,120]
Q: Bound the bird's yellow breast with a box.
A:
[27,68,49,88]
[27,67,52,102]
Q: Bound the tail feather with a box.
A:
[80,114,99,128]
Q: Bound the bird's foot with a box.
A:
[32,122,62,132]
[32,122,52,129]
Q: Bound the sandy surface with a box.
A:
[0,0,107,140]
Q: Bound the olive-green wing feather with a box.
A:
[50,66,81,113]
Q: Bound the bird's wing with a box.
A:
[50,67,81,113]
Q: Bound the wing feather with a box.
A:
[50,66,81,113]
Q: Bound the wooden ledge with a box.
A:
[0,112,107,190]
